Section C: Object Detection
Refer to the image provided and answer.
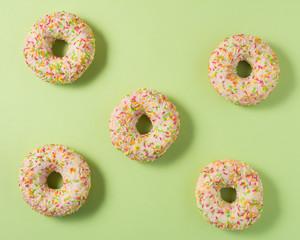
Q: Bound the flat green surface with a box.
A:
[1,0,299,239]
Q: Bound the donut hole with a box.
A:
[237,60,252,78]
[47,171,63,189]
[52,39,68,57]
[136,114,153,135]
[221,187,236,203]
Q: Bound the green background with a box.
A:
[1,0,299,239]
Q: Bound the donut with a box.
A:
[109,89,180,162]
[23,11,95,84]
[195,159,263,230]
[208,34,280,105]
[18,144,91,217]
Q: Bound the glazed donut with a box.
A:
[208,34,280,105]
[109,89,180,162]
[18,144,91,217]
[24,11,95,84]
[195,159,263,230]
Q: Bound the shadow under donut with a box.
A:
[248,44,295,109]
[56,157,105,220]
[65,21,108,88]
[149,99,195,166]
[226,169,280,235]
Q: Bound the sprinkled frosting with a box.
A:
[109,89,180,162]
[18,144,91,217]
[208,34,280,105]
[195,159,263,230]
[24,11,95,84]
